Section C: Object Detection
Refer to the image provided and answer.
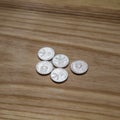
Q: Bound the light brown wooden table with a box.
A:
[0,0,120,120]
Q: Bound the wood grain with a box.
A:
[0,0,120,120]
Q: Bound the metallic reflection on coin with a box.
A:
[52,54,69,68]
[38,47,55,61]
[71,60,88,74]
[51,68,68,83]
[36,61,53,75]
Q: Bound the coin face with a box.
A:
[36,61,53,75]
[38,47,55,61]
[50,68,68,83]
[52,54,69,68]
[71,60,88,74]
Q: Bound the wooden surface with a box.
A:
[0,0,120,120]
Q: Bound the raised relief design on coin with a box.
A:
[36,61,53,75]
[51,73,59,81]
[50,68,68,83]
[52,54,69,68]
[40,66,48,73]
[71,60,88,74]
[38,47,55,61]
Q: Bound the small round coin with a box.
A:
[50,68,68,83]
[36,61,53,75]
[71,60,88,74]
[38,47,55,61]
[52,54,69,68]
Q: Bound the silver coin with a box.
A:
[71,60,88,74]
[52,54,69,68]
[38,47,55,61]
[50,68,68,83]
[36,61,53,75]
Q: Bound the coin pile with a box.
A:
[36,47,88,83]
